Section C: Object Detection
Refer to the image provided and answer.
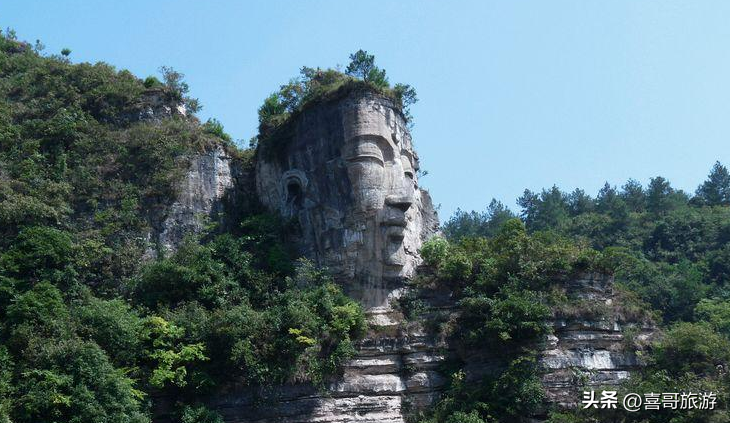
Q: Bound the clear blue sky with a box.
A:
[4,1,730,219]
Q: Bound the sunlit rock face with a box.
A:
[539,273,656,410]
[256,91,438,311]
[154,90,654,423]
[157,146,234,252]
[149,92,447,423]
[147,145,243,259]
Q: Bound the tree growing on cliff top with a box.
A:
[345,49,388,89]
[257,50,419,137]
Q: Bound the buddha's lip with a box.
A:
[381,217,407,227]
[384,225,406,240]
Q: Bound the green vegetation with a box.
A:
[0,30,364,423]
[3,26,730,423]
[433,162,730,422]
[415,220,645,422]
[446,162,730,325]
[256,49,418,141]
[545,320,730,423]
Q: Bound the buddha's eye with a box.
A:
[346,141,385,166]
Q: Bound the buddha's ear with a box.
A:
[280,170,309,216]
[401,154,415,180]
[286,179,303,208]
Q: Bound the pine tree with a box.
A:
[567,188,594,216]
[646,177,675,213]
[696,161,730,206]
[345,50,388,88]
[621,179,646,212]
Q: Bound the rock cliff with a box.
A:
[147,144,255,257]
[155,146,236,253]
[157,89,654,422]
[208,312,451,423]
[540,273,656,409]
[255,90,439,312]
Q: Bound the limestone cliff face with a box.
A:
[150,145,252,255]
[136,88,188,121]
[157,146,233,251]
[255,91,439,312]
[227,89,446,422]
[155,90,654,422]
[202,274,654,423]
[146,92,447,423]
[209,313,451,423]
[540,273,656,409]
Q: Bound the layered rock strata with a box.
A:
[156,89,654,422]
[211,316,450,423]
[539,273,656,408]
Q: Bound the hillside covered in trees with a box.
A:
[0,30,367,423]
[433,163,730,423]
[1,27,729,423]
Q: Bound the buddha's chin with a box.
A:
[383,239,407,277]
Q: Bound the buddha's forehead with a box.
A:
[342,98,415,157]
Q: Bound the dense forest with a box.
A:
[0,31,367,423]
[1,28,729,423]
[427,165,730,422]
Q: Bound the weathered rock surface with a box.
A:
[200,272,654,422]
[149,90,448,423]
[213,90,447,423]
[157,146,234,251]
[209,312,451,423]
[256,91,439,311]
[539,273,656,409]
[149,145,252,256]
[136,88,188,121]
[155,89,655,422]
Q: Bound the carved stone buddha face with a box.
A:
[255,93,437,310]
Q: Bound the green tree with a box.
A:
[393,83,417,108]
[0,346,13,422]
[621,178,646,212]
[158,66,199,112]
[695,298,730,337]
[345,49,388,88]
[484,199,516,236]
[0,226,76,284]
[518,186,569,231]
[646,176,686,214]
[567,188,594,216]
[180,405,224,423]
[202,118,232,142]
[596,182,629,223]
[73,294,145,366]
[696,161,730,206]
[443,199,515,240]
[652,322,730,376]
[13,339,149,423]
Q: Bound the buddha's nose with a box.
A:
[385,192,414,212]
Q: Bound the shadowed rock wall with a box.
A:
[155,89,653,423]
[255,91,438,313]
